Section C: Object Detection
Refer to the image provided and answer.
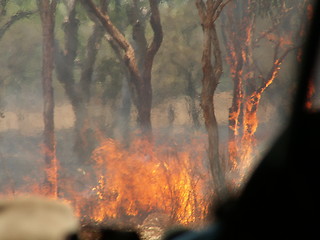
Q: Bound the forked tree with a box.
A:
[81,0,163,140]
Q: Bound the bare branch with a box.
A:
[213,0,231,22]
[254,4,293,46]
[144,0,163,76]
[195,0,206,23]
[257,45,298,96]
[80,0,141,84]
[0,10,36,40]
[129,0,148,66]
[81,0,129,50]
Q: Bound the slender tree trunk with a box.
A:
[201,24,225,199]
[222,1,253,169]
[196,0,229,199]
[37,0,58,198]
[223,1,299,178]
[241,47,296,162]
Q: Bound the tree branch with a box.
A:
[195,0,206,23]
[143,0,163,76]
[211,23,223,83]
[80,0,141,86]
[0,10,36,40]
[213,0,231,22]
[257,45,298,96]
[129,0,148,69]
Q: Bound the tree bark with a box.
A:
[196,0,229,200]
[37,0,58,198]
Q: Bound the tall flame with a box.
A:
[86,136,212,225]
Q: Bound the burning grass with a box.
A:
[0,130,259,235]
[86,135,213,226]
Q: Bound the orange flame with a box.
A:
[86,137,212,225]
[40,144,59,198]
[305,80,315,109]
[1,132,256,228]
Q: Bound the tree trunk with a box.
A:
[37,0,58,198]
[241,47,296,162]
[196,0,229,200]
[222,1,299,179]
[81,0,163,140]
[222,0,253,169]
[55,3,104,164]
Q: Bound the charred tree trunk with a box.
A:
[241,46,297,162]
[196,0,229,199]
[37,0,58,198]
[222,1,300,179]
[55,2,104,163]
[222,0,253,169]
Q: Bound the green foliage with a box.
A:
[5,0,35,13]
[94,57,124,100]
[0,0,306,120]
[109,0,130,32]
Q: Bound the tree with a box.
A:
[222,0,306,176]
[54,0,106,164]
[150,0,203,130]
[196,0,230,199]
[37,0,58,197]
[81,0,163,140]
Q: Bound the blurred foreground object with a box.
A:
[78,225,141,240]
[0,196,79,240]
